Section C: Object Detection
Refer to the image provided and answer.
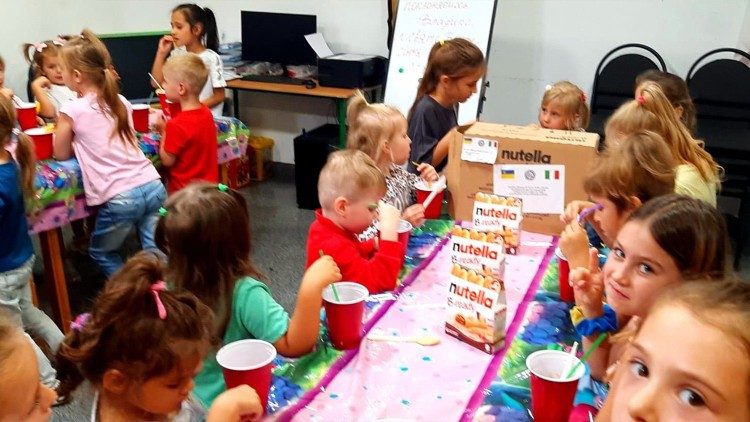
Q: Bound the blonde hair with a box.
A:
[635,70,697,134]
[606,82,720,186]
[346,91,404,164]
[408,38,485,119]
[61,29,135,147]
[584,131,675,213]
[0,95,36,201]
[318,150,385,210]
[542,81,590,130]
[163,53,208,96]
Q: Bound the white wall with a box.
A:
[2,0,747,164]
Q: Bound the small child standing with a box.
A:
[55,252,264,421]
[537,81,590,131]
[54,30,165,277]
[306,150,403,293]
[23,39,77,119]
[0,312,58,422]
[347,92,437,227]
[156,183,342,408]
[599,280,750,420]
[0,94,64,388]
[157,53,218,193]
[151,4,226,116]
[407,38,485,172]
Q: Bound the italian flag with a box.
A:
[544,170,560,180]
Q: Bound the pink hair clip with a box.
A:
[150,281,168,319]
[545,84,553,92]
[53,37,66,46]
[70,312,91,331]
[636,95,646,105]
[580,92,587,102]
[34,42,48,53]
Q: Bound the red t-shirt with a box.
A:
[305,209,404,294]
[163,106,218,193]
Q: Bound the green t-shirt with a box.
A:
[193,276,290,407]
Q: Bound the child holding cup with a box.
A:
[156,182,342,409]
[54,252,264,421]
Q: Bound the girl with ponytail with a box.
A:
[54,29,166,277]
[151,3,227,116]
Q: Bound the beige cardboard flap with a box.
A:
[466,122,599,148]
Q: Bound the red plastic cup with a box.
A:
[131,104,150,133]
[24,127,53,160]
[526,350,586,422]
[167,100,182,118]
[16,102,37,131]
[323,282,369,350]
[397,219,413,246]
[216,339,276,415]
[156,90,169,116]
[556,247,573,302]
[415,180,443,219]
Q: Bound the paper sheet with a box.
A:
[304,32,334,58]
[493,164,565,214]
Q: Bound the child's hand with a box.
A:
[559,222,590,269]
[417,163,438,182]
[157,35,175,55]
[32,76,52,90]
[560,200,595,224]
[402,204,425,228]
[377,202,400,241]
[152,112,166,135]
[208,384,263,422]
[570,248,605,317]
[304,254,342,289]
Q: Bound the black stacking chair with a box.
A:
[589,43,667,145]
[687,48,750,269]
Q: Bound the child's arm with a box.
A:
[559,221,591,269]
[570,249,611,380]
[207,385,263,422]
[415,162,438,182]
[430,130,454,168]
[150,35,174,86]
[402,204,425,228]
[53,113,75,160]
[201,88,226,110]
[274,255,342,357]
[30,77,56,118]
[156,116,177,167]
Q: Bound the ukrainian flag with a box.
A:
[501,169,515,179]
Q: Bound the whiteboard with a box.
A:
[384,0,498,124]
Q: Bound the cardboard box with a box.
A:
[219,156,251,189]
[471,193,522,255]
[446,123,599,236]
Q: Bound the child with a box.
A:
[0,94,64,388]
[347,91,438,227]
[598,280,750,421]
[24,38,78,119]
[559,130,676,268]
[0,312,58,422]
[538,81,590,131]
[151,4,226,116]
[635,69,697,134]
[156,53,218,193]
[0,55,13,98]
[155,183,342,408]
[605,81,720,206]
[55,252,264,421]
[407,38,485,173]
[306,150,403,293]
[569,194,730,381]
[54,29,166,277]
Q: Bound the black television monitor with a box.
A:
[100,31,168,102]
[241,11,317,66]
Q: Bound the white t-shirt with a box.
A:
[171,47,227,116]
[45,84,77,114]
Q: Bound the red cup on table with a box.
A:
[322,282,368,350]
[166,99,182,118]
[24,127,54,160]
[375,219,412,249]
[526,350,586,422]
[16,102,38,131]
[216,339,276,415]
[131,104,150,133]
[555,247,574,302]
[415,180,443,219]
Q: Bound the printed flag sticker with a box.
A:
[461,137,499,164]
[493,164,565,214]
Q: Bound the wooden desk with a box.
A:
[226,79,380,147]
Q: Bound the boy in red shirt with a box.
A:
[157,53,218,193]
[305,150,403,293]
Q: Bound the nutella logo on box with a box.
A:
[471,194,522,255]
[500,148,551,164]
[451,242,499,260]
[450,225,505,275]
[448,281,495,309]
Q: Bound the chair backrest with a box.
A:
[591,43,667,114]
[687,48,750,122]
